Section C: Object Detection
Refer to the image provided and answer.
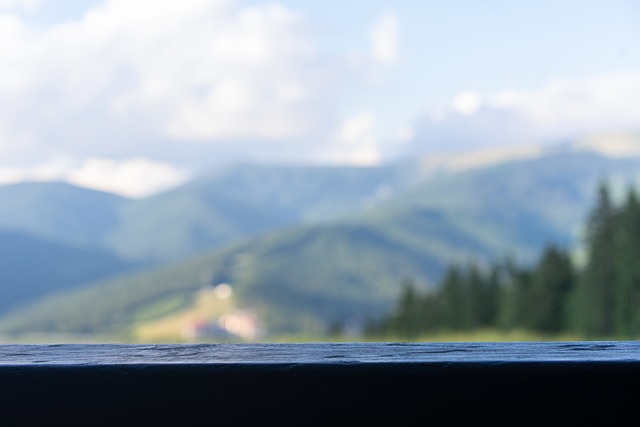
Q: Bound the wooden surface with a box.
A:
[0,341,638,425]
[0,340,639,364]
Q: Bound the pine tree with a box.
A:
[575,182,617,337]
[527,244,575,333]
[467,261,500,328]
[485,262,506,328]
[389,279,422,338]
[417,293,444,333]
[466,262,484,329]
[439,264,468,331]
[496,258,532,331]
[613,186,640,338]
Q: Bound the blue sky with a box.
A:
[0,0,638,196]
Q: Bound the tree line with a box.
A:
[367,182,640,340]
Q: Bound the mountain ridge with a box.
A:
[3,146,640,337]
[2,134,640,338]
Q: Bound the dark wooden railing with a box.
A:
[1,341,638,425]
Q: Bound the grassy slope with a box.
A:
[132,286,237,343]
[0,248,228,335]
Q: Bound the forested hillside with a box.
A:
[374,182,640,340]
[3,148,640,338]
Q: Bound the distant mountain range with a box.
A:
[105,163,424,262]
[1,132,640,338]
[0,229,136,315]
[0,164,425,264]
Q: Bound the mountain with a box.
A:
[3,148,640,337]
[0,182,127,247]
[3,132,639,265]
[103,163,423,262]
[0,164,425,330]
[382,150,628,259]
[0,165,425,264]
[0,230,137,315]
[0,220,459,336]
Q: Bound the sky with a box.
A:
[0,0,638,197]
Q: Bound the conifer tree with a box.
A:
[485,262,506,327]
[389,279,422,338]
[466,262,484,329]
[575,182,617,337]
[439,264,468,330]
[496,257,532,330]
[613,186,640,337]
[467,261,500,328]
[527,244,574,333]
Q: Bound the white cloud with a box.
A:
[329,111,381,165]
[5,1,635,179]
[573,132,640,158]
[0,0,412,178]
[0,157,190,197]
[0,157,74,184]
[452,91,481,115]
[0,0,327,165]
[487,74,640,133]
[369,11,398,64]
[339,111,375,145]
[408,73,640,155]
[67,157,191,197]
[0,0,39,12]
